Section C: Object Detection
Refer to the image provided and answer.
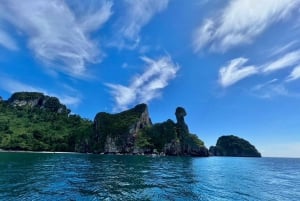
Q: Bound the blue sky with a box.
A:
[0,0,300,157]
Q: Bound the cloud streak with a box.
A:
[0,0,112,78]
[262,50,300,73]
[193,0,300,52]
[286,65,300,82]
[251,79,291,99]
[219,57,258,87]
[111,0,168,49]
[219,49,300,88]
[107,55,179,112]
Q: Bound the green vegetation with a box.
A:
[8,92,44,101]
[0,92,92,152]
[185,133,204,148]
[93,104,149,153]
[209,135,261,157]
[137,119,177,152]
[1,92,260,157]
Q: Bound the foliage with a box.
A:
[0,93,208,156]
[7,92,70,114]
[135,130,152,149]
[138,119,177,152]
[8,92,44,102]
[0,94,93,152]
[185,133,204,148]
[93,104,148,152]
[44,97,61,112]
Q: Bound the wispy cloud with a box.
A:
[66,0,113,33]
[220,49,300,88]
[251,79,291,99]
[107,55,179,112]
[286,65,300,82]
[0,76,81,107]
[269,41,299,57]
[193,0,300,53]
[111,0,168,49]
[0,0,112,78]
[262,50,300,73]
[0,29,18,50]
[218,58,258,87]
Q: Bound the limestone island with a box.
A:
[209,135,261,157]
[0,92,261,157]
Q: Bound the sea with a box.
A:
[0,152,299,201]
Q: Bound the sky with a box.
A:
[0,0,300,157]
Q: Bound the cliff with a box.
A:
[1,91,261,158]
[93,104,152,153]
[8,92,70,114]
[94,105,209,156]
[162,107,208,156]
[209,135,261,157]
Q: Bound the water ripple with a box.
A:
[0,153,300,200]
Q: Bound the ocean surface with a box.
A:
[0,153,299,201]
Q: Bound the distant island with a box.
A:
[209,135,261,157]
[0,92,261,157]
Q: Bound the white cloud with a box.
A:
[286,65,300,81]
[193,0,300,52]
[269,41,298,57]
[220,49,300,88]
[111,0,168,49]
[0,29,18,50]
[58,95,81,107]
[262,50,300,73]
[0,0,112,78]
[0,76,81,107]
[251,79,290,99]
[107,55,179,112]
[66,0,113,33]
[218,57,258,87]
[252,79,278,91]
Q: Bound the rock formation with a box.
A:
[93,104,152,153]
[93,104,208,156]
[7,92,69,114]
[209,135,261,157]
[2,91,262,158]
[163,107,208,156]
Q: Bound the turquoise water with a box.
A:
[0,153,299,201]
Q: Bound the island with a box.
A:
[0,92,261,157]
[209,135,261,157]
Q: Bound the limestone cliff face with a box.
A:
[163,107,209,157]
[93,104,208,156]
[93,104,152,153]
[175,107,189,153]
[7,92,69,114]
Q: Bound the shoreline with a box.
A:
[1,150,296,158]
[0,149,164,156]
[0,149,78,154]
